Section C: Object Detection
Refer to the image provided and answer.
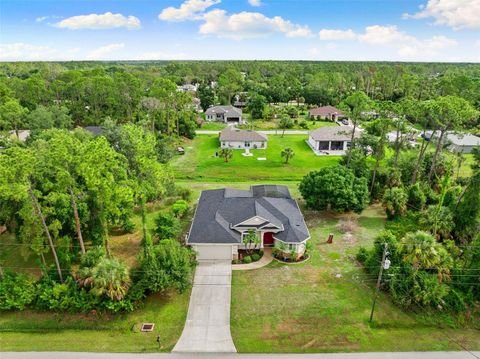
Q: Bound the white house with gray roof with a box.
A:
[219,127,267,149]
[187,185,310,260]
[307,125,361,155]
[424,131,480,154]
[205,105,243,124]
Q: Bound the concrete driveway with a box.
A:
[173,260,236,353]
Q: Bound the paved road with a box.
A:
[3,352,479,359]
[173,260,236,353]
[196,130,309,135]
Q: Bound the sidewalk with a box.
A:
[232,248,273,271]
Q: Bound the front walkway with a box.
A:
[173,260,236,353]
[232,248,273,271]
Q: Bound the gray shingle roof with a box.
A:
[424,131,480,146]
[309,125,360,141]
[205,105,242,118]
[219,127,267,142]
[445,133,480,146]
[188,185,310,245]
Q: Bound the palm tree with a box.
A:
[279,116,293,137]
[242,229,259,255]
[399,231,453,280]
[281,147,295,164]
[219,148,233,163]
[90,257,131,301]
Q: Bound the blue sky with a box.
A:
[1,0,479,62]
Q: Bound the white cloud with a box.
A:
[358,25,415,44]
[199,9,312,39]
[403,0,480,30]
[87,43,125,60]
[0,43,78,61]
[476,40,480,47]
[159,0,311,39]
[36,15,62,23]
[398,35,457,58]
[56,12,140,30]
[159,0,220,21]
[248,0,262,6]
[319,29,356,40]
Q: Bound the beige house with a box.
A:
[219,127,267,149]
[307,126,360,155]
[308,105,345,121]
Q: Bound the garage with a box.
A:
[194,245,232,260]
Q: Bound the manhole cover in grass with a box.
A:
[141,323,155,332]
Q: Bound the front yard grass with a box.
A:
[172,134,341,181]
[230,203,480,352]
[0,290,190,352]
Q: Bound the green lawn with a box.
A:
[197,122,227,131]
[197,120,336,131]
[0,290,190,352]
[172,135,341,181]
[231,204,480,352]
[242,120,336,131]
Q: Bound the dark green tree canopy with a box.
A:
[299,166,369,213]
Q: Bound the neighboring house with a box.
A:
[424,131,480,153]
[187,185,310,260]
[205,105,243,124]
[307,125,360,155]
[233,93,248,108]
[8,130,31,142]
[387,130,419,147]
[176,83,198,93]
[308,106,345,121]
[219,127,267,149]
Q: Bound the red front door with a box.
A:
[263,232,274,246]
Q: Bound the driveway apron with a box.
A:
[173,260,236,352]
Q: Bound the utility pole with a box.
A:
[369,243,389,323]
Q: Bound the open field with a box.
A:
[230,204,480,353]
[172,134,341,181]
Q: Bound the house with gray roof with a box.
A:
[219,127,267,149]
[307,125,361,155]
[423,131,480,154]
[187,185,310,260]
[205,105,243,124]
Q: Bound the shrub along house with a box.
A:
[307,125,360,155]
[186,185,310,260]
[205,105,243,124]
[219,127,267,149]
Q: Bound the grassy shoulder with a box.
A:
[0,290,190,352]
[230,204,480,352]
[172,134,341,182]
